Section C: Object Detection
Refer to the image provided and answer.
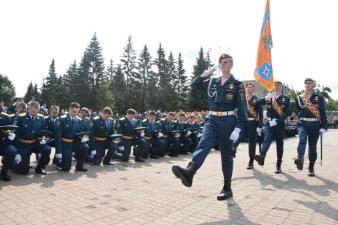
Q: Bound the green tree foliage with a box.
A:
[190,47,210,110]
[0,74,16,106]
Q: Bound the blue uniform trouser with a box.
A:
[167,136,180,156]
[192,115,236,181]
[261,122,285,162]
[179,136,190,154]
[0,144,17,174]
[121,138,146,161]
[61,141,88,171]
[15,143,51,175]
[94,140,114,164]
[234,121,259,160]
[297,121,320,162]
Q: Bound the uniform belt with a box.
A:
[122,135,133,140]
[267,118,277,121]
[247,118,258,121]
[144,136,152,140]
[19,138,36,144]
[95,137,107,141]
[62,138,74,143]
[300,117,318,122]
[209,111,235,117]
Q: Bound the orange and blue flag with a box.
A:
[254,0,274,91]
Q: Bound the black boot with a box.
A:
[254,154,265,166]
[217,179,233,201]
[308,161,315,177]
[35,166,47,175]
[172,162,198,187]
[0,171,11,182]
[246,158,254,169]
[294,157,304,170]
[275,160,282,174]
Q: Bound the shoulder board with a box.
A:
[60,115,67,119]
[19,113,26,117]
[76,116,81,120]
[0,112,9,117]
[120,118,126,121]
[93,116,100,120]
[142,119,147,123]
[44,116,49,119]
[37,113,43,117]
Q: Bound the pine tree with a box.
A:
[155,43,172,111]
[41,59,58,106]
[176,53,189,110]
[112,64,127,114]
[24,82,35,103]
[136,45,154,111]
[190,47,209,110]
[0,73,16,107]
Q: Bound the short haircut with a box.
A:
[127,109,137,115]
[102,107,112,115]
[148,111,156,116]
[69,102,80,109]
[80,107,89,113]
[246,82,255,88]
[18,102,27,110]
[50,105,60,111]
[28,101,40,110]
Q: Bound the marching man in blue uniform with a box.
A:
[254,81,290,174]
[55,102,89,172]
[233,82,263,169]
[294,78,327,176]
[172,53,247,201]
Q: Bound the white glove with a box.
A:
[174,133,180,138]
[55,153,62,159]
[230,128,241,142]
[197,133,202,138]
[14,154,22,163]
[113,139,120,144]
[40,139,46,145]
[256,127,262,136]
[269,120,277,127]
[119,146,125,151]
[8,132,15,141]
[140,132,145,137]
[186,131,191,136]
[265,93,274,100]
[158,132,163,138]
[81,136,89,143]
[201,65,218,78]
[91,150,96,156]
[319,128,326,134]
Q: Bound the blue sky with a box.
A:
[0,0,337,99]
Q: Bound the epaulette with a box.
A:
[93,116,100,120]
[120,117,126,121]
[142,119,147,123]
[37,113,43,117]
[44,116,49,119]
[0,112,9,116]
[19,113,26,117]
[60,115,67,119]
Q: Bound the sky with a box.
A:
[1,0,338,99]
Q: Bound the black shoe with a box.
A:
[254,155,265,166]
[135,157,145,162]
[217,189,233,201]
[275,167,282,174]
[294,158,304,170]
[308,169,315,177]
[76,167,88,172]
[150,155,159,159]
[1,173,11,182]
[172,162,197,187]
[35,167,47,175]
[246,164,254,170]
[103,161,114,166]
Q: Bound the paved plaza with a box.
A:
[1,130,338,225]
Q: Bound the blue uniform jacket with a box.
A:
[296,92,327,129]
[191,75,247,130]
